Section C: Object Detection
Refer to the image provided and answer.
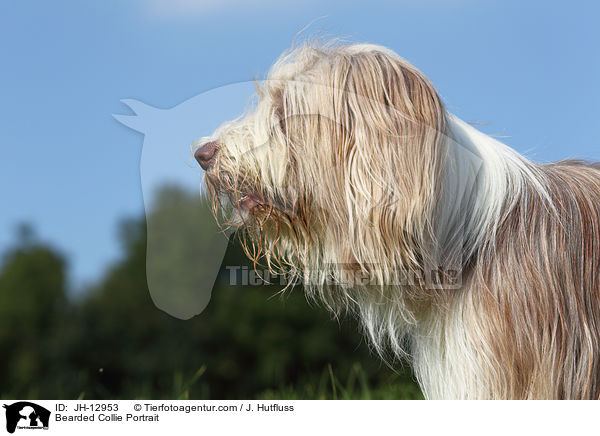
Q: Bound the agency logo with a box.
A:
[3,402,50,434]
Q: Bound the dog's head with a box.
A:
[198,42,450,310]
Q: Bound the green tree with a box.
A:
[70,187,420,399]
[0,189,422,399]
[0,226,67,396]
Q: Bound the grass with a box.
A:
[257,363,423,400]
[67,363,423,401]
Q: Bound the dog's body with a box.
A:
[197,42,600,399]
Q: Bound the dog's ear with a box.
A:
[332,50,448,274]
[266,46,448,274]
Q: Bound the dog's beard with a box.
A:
[204,163,373,309]
[204,165,312,282]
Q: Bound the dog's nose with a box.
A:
[195,141,218,170]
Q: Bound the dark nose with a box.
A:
[195,141,218,170]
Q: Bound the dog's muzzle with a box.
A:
[195,141,218,170]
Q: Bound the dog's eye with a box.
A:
[279,116,287,133]
[273,103,286,133]
[271,89,287,134]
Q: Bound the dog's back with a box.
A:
[477,160,600,399]
[414,160,600,399]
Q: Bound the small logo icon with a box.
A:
[3,402,50,434]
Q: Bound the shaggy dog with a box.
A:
[195,41,600,399]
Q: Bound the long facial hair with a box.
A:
[205,42,450,322]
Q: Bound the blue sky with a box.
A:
[1,0,598,289]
